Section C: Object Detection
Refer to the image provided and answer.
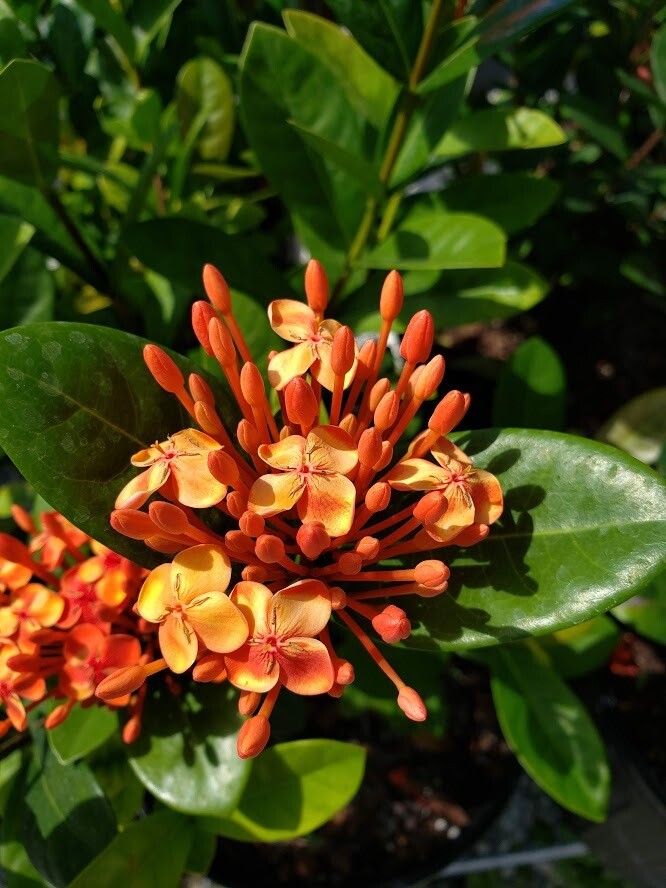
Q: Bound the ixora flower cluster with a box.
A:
[0,261,503,759]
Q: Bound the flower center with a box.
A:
[0,681,10,698]
[103,552,122,570]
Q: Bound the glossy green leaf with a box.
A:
[128,684,250,817]
[88,741,144,827]
[23,732,117,887]
[493,337,566,430]
[176,57,235,162]
[439,173,560,235]
[283,11,399,129]
[598,388,666,466]
[204,740,365,842]
[185,828,216,876]
[132,0,182,63]
[0,214,33,284]
[68,810,192,888]
[359,208,505,271]
[433,108,566,160]
[0,322,237,567]
[560,95,628,160]
[652,23,666,104]
[48,704,118,765]
[0,60,59,188]
[0,761,44,888]
[489,642,610,821]
[74,0,136,61]
[537,617,620,678]
[475,0,575,51]
[0,748,23,809]
[419,17,480,93]
[400,429,666,650]
[0,248,55,328]
[613,570,666,646]
[239,22,370,279]
[0,7,27,65]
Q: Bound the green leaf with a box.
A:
[536,616,620,679]
[652,23,666,104]
[185,828,216,875]
[439,173,560,235]
[176,57,235,162]
[74,0,136,62]
[0,60,60,188]
[493,337,566,430]
[0,322,237,567]
[0,761,44,888]
[489,643,610,821]
[475,0,575,52]
[0,7,27,65]
[613,570,666,646]
[0,748,23,809]
[433,107,566,160]
[23,732,117,887]
[88,741,144,827]
[68,810,192,888]
[132,0,183,64]
[400,429,666,650]
[204,740,365,841]
[48,704,118,765]
[239,22,372,279]
[598,388,666,466]
[419,17,481,93]
[560,96,628,160]
[283,11,399,129]
[128,684,250,818]
[0,214,33,284]
[0,248,55,328]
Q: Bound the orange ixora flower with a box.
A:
[0,584,64,640]
[0,642,45,732]
[61,624,142,702]
[389,438,503,542]
[136,544,248,673]
[267,300,357,391]
[225,579,334,695]
[248,426,358,537]
[115,429,227,510]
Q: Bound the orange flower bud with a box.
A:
[284,378,319,428]
[336,660,355,685]
[414,355,445,401]
[122,715,142,744]
[207,450,239,487]
[428,390,468,436]
[143,345,183,393]
[296,522,330,560]
[193,400,220,436]
[338,552,362,575]
[237,419,260,454]
[400,310,434,365]
[111,509,157,540]
[242,565,268,582]
[414,491,447,527]
[192,301,217,355]
[11,504,35,534]
[239,511,265,538]
[238,690,261,716]
[255,534,285,564]
[96,665,146,701]
[372,605,411,643]
[148,501,190,536]
[355,536,380,560]
[380,270,404,322]
[358,428,382,468]
[225,530,253,553]
[339,414,357,435]
[450,524,489,547]
[397,686,427,722]
[304,259,328,314]
[328,682,345,698]
[365,482,391,513]
[189,373,214,405]
[375,440,394,471]
[209,316,236,368]
[358,339,377,376]
[237,714,271,759]
[329,586,347,610]
[331,326,356,376]
[374,391,399,432]
[203,263,231,314]
[240,362,265,408]
[226,491,247,519]
[406,365,424,400]
[193,653,227,683]
[414,559,450,588]
[369,378,390,411]
[45,702,72,730]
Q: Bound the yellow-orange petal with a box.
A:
[115,463,170,510]
[172,545,232,603]
[136,563,172,623]
[0,608,19,638]
[130,445,162,467]
[230,581,272,637]
[277,637,334,695]
[170,457,227,508]
[95,572,128,608]
[29,588,64,628]
[469,469,503,525]
[298,473,355,537]
[431,436,473,467]
[0,560,32,591]
[158,613,197,673]
[248,472,305,517]
[4,693,27,731]
[187,592,249,653]
[306,426,358,475]
[267,342,317,391]
[225,642,279,693]
[388,458,449,491]
[311,340,356,392]
[429,485,475,543]
[257,434,306,471]
[268,299,316,342]
[170,428,221,454]
[272,579,331,638]
[104,635,142,669]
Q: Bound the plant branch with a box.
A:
[45,188,109,290]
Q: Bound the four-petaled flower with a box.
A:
[225,579,334,695]
[267,300,357,391]
[389,438,503,541]
[0,643,45,732]
[62,624,142,702]
[115,429,227,510]
[136,545,248,673]
[248,426,358,537]
[0,584,64,640]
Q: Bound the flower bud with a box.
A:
[340,414,357,435]
[414,491,447,527]
[143,345,183,393]
[400,310,434,365]
[380,270,404,322]
[192,301,217,355]
[428,390,468,436]
[365,482,391,513]
[226,491,247,519]
[374,440,394,471]
[242,565,268,582]
[203,263,231,314]
[296,522,330,560]
[374,392,399,432]
[368,378,390,411]
[148,502,190,536]
[193,653,227,683]
[337,552,362,575]
[240,362,265,408]
[238,691,261,717]
[355,536,380,561]
[10,504,35,534]
[397,686,427,722]
[328,682,345,699]
[237,714,271,759]
[45,702,72,730]
[372,605,411,643]
[208,317,237,370]
[331,326,356,376]
[207,450,239,487]
[193,401,221,437]
[414,559,450,588]
[225,530,253,554]
[111,509,157,540]
[357,339,376,376]
[358,428,382,468]
[414,355,445,401]
[329,586,347,610]
[450,523,489,547]
[96,665,146,700]
[237,419,260,454]
[284,378,319,428]
[122,715,142,744]
[255,534,285,563]
[239,511,265,538]
[304,259,328,314]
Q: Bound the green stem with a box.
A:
[45,189,109,290]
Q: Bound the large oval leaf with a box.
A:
[401,429,666,650]
[203,739,366,842]
[0,322,237,566]
[128,684,250,818]
[48,703,118,765]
